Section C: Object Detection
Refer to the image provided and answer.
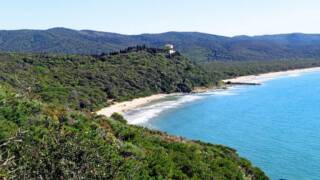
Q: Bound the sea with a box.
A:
[124,71,320,180]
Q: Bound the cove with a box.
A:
[125,71,320,179]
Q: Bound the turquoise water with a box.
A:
[125,71,320,179]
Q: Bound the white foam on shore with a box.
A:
[287,73,301,77]
[124,95,202,124]
[124,89,240,125]
[200,90,237,96]
[103,67,320,125]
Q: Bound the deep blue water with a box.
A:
[125,71,320,179]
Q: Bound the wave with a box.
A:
[200,90,237,96]
[287,73,301,77]
[124,88,242,125]
[124,95,203,124]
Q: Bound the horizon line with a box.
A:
[0,26,319,38]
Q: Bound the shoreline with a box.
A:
[96,66,320,117]
[223,67,320,84]
[96,94,176,117]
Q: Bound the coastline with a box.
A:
[96,66,320,117]
[96,94,175,117]
[223,67,320,84]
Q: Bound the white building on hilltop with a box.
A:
[164,44,176,54]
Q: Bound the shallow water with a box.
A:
[124,71,320,180]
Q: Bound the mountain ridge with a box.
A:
[1,27,320,61]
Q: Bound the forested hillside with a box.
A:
[0,46,213,111]
[1,28,320,62]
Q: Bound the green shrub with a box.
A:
[111,113,127,124]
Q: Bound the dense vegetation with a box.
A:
[0,85,268,179]
[2,28,320,61]
[0,46,213,111]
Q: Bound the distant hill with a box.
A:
[1,27,320,61]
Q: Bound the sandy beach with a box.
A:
[96,67,320,117]
[96,94,172,117]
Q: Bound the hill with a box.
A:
[1,28,320,61]
[0,46,214,111]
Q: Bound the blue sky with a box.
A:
[1,0,319,36]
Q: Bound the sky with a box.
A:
[1,0,319,36]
